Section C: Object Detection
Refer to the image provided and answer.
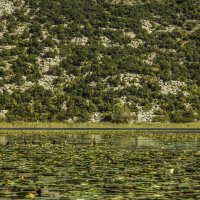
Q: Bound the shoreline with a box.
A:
[0,122,200,129]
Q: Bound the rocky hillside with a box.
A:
[0,0,199,123]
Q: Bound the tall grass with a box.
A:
[0,122,199,128]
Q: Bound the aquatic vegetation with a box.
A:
[0,131,200,199]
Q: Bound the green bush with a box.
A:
[111,104,136,123]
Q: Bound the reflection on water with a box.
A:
[0,133,200,200]
[0,136,8,145]
[0,134,199,149]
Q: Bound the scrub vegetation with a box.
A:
[0,0,200,123]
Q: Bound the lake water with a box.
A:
[0,132,200,199]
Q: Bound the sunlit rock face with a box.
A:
[0,0,14,17]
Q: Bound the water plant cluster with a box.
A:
[0,131,200,199]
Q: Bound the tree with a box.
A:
[111,104,136,123]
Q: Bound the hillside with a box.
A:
[0,0,199,123]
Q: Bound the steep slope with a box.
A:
[0,0,199,122]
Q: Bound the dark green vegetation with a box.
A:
[0,131,200,199]
[0,0,200,122]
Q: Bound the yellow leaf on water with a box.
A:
[6,180,15,186]
[81,182,88,186]
[111,195,124,200]
[25,192,37,199]
[195,151,200,156]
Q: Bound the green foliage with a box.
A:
[0,0,199,122]
[170,110,195,123]
[111,104,136,123]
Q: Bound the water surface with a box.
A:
[0,132,200,199]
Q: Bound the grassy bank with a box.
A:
[0,122,200,128]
